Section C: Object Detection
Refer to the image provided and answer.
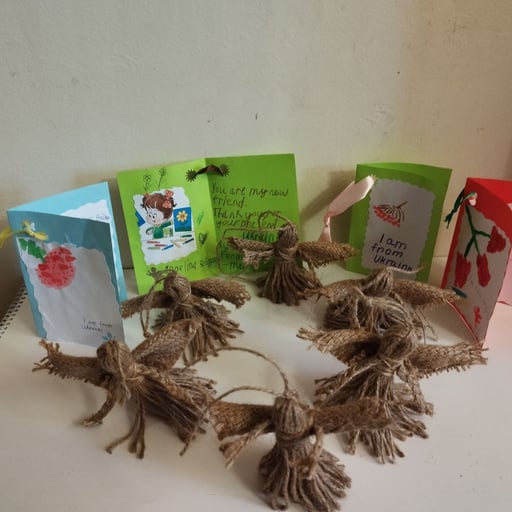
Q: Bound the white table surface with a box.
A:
[1,263,511,512]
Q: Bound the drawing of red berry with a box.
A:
[476,253,491,287]
[36,247,76,288]
[486,225,506,253]
[19,239,77,289]
[373,201,407,227]
[454,251,471,288]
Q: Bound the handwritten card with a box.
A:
[442,178,512,341]
[7,183,126,346]
[117,154,299,293]
[346,162,452,282]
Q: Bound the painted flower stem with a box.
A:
[463,204,490,257]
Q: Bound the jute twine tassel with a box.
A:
[33,319,216,458]
[122,268,249,364]
[197,347,389,512]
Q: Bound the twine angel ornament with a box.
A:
[122,268,250,363]
[33,319,216,458]
[195,347,390,512]
[298,315,486,463]
[306,267,458,335]
[227,212,356,306]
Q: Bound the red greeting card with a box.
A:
[442,178,512,341]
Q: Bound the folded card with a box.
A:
[346,162,452,282]
[6,182,126,346]
[117,154,299,293]
[442,178,512,341]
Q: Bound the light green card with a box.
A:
[117,154,299,293]
[346,162,452,282]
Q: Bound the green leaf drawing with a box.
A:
[158,167,167,188]
[143,173,152,193]
[20,238,46,260]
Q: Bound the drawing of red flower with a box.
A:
[486,225,506,253]
[454,251,471,288]
[476,253,491,287]
[474,306,482,326]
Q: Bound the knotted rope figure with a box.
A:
[191,347,390,512]
[227,212,356,306]
[307,267,458,335]
[122,268,251,363]
[298,314,486,463]
[33,319,216,458]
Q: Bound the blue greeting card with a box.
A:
[6,183,126,346]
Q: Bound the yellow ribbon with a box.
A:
[0,220,48,248]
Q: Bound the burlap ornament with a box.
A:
[33,319,216,458]
[323,289,426,337]
[307,267,457,336]
[298,320,486,463]
[227,212,356,306]
[191,347,389,512]
[122,268,250,363]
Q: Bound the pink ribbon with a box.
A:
[319,175,375,242]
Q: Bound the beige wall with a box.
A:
[1,0,512,317]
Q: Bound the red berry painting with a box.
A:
[444,190,511,342]
[19,239,76,289]
[442,178,512,342]
[454,251,471,289]
[36,247,76,288]
[476,253,491,287]
[486,226,506,253]
[450,203,507,298]
[373,201,407,227]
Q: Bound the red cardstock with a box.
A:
[442,178,512,341]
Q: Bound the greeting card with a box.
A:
[442,178,512,341]
[117,154,299,293]
[6,183,126,346]
[346,162,452,282]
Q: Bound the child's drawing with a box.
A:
[133,187,196,265]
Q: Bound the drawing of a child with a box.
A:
[142,190,176,239]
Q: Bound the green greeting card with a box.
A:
[117,154,299,293]
[346,162,451,282]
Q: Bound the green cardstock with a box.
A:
[346,162,452,282]
[117,154,299,293]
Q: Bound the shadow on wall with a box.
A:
[73,174,133,270]
[0,219,24,318]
